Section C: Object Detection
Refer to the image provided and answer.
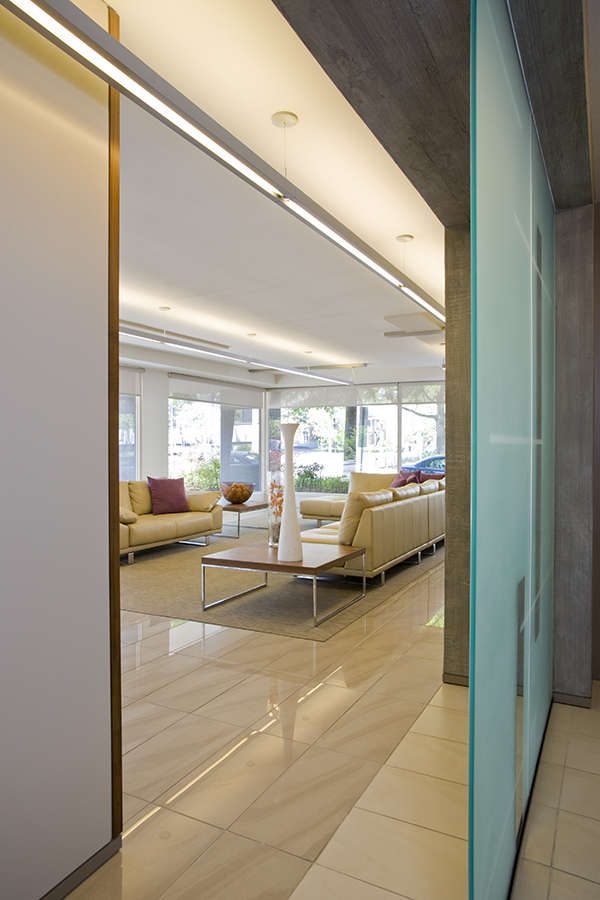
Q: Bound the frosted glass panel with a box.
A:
[470,0,554,898]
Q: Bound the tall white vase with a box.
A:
[277,422,303,561]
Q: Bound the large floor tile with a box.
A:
[532,761,564,809]
[357,766,468,839]
[157,831,310,900]
[553,810,600,883]
[121,615,179,646]
[560,767,600,820]
[404,640,444,662]
[194,671,306,727]
[67,807,221,900]
[176,625,259,659]
[520,803,558,866]
[317,807,467,900]
[121,641,166,673]
[510,859,550,900]
[322,646,399,692]
[121,700,188,754]
[549,703,574,733]
[549,868,600,899]
[386,731,468,784]
[122,794,155,830]
[369,654,442,703]
[142,659,251,713]
[254,682,363,744]
[141,621,229,654]
[316,693,424,762]
[410,704,469,744]
[570,705,600,740]
[219,632,303,668]
[266,641,349,679]
[541,730,569,766]
[120,653,206,701]
[160,731,309,829]
[565,733,600,776]
[122,714,243,801]
[429,682,469,712]
[289,865,410,900]
[231,745,379,861]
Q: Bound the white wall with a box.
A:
[140,367,170,478]
[0,6,113,899]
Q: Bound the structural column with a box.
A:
[443,224,471,684]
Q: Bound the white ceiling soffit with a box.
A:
[119,99,444,380]
[112,0,445,305]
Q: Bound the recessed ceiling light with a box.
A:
[305,351,313,354]
[158,306,170,311]
[396,234,414,242]
[247,333,256,336]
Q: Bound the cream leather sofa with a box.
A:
[300,473,445,582]
[299,472,397,525]
[119,481,223,563]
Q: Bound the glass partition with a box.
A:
[470,0,555,897]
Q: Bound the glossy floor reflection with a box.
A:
[70,552,475,900]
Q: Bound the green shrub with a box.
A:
[183,455,221,490]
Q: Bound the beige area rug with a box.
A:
[120,512,445,641]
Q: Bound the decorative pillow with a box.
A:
[187,491,222,512]
[339,490,394,545]
[425,471,445,481]
[119,507,138,525]
[147,476,189,515]
[391,469,422,488]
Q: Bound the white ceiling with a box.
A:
[111,0,447,384]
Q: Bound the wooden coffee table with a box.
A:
[220,500,269,539]
[201,540,366,627]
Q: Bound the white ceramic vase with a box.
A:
[277,422,303,561]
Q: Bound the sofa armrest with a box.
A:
[186,491,221,511]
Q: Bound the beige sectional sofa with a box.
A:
[300,472,445,582]
[119,481,223,563]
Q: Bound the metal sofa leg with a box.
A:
[380,571,386,586]
[127,552,134,565]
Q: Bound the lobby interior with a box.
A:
[2,2,600,900]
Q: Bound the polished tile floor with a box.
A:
[68,551,475,900]
[511,681,600,900]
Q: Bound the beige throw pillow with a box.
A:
[128,480,153,515]
[338,489,394,545]
[119,507,138,525]
[390,483,421,501]
[186,491,222,512]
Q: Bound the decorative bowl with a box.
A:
[220,481,255,504]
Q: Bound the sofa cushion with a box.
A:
[419,480,440,495]
[128,514,178,545]
[119,507,138,525]
[128,481,153,516]
[339,489,394,545]
[187,491,221,512]
[148,476,189,514]
[119,481,134,511]
[348,472,396,492]
[390,483,421,501]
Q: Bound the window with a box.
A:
[118,394,138,480]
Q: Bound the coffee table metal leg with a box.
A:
[313,576,318,628]
[312,549,367,627]
[202,564,268,611]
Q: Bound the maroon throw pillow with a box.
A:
[424,471,445,481]
[147,476,189,514]
[391,469,422,488]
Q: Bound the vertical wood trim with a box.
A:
[108,5,122,839]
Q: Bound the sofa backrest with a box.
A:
[348,472,396,493]
[339,489,394,544]
[127,480,153,516]
[119,481,133,511]
[390,483,420,501]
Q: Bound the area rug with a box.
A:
[120,516,445,641]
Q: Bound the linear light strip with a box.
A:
[11,0,446,326]
[119,329,353,385]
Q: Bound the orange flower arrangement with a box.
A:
[269,478,283,517]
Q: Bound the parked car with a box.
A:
[402,454,445,475]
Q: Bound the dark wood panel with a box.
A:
[272,0,470,228]
[507,0,591,210]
